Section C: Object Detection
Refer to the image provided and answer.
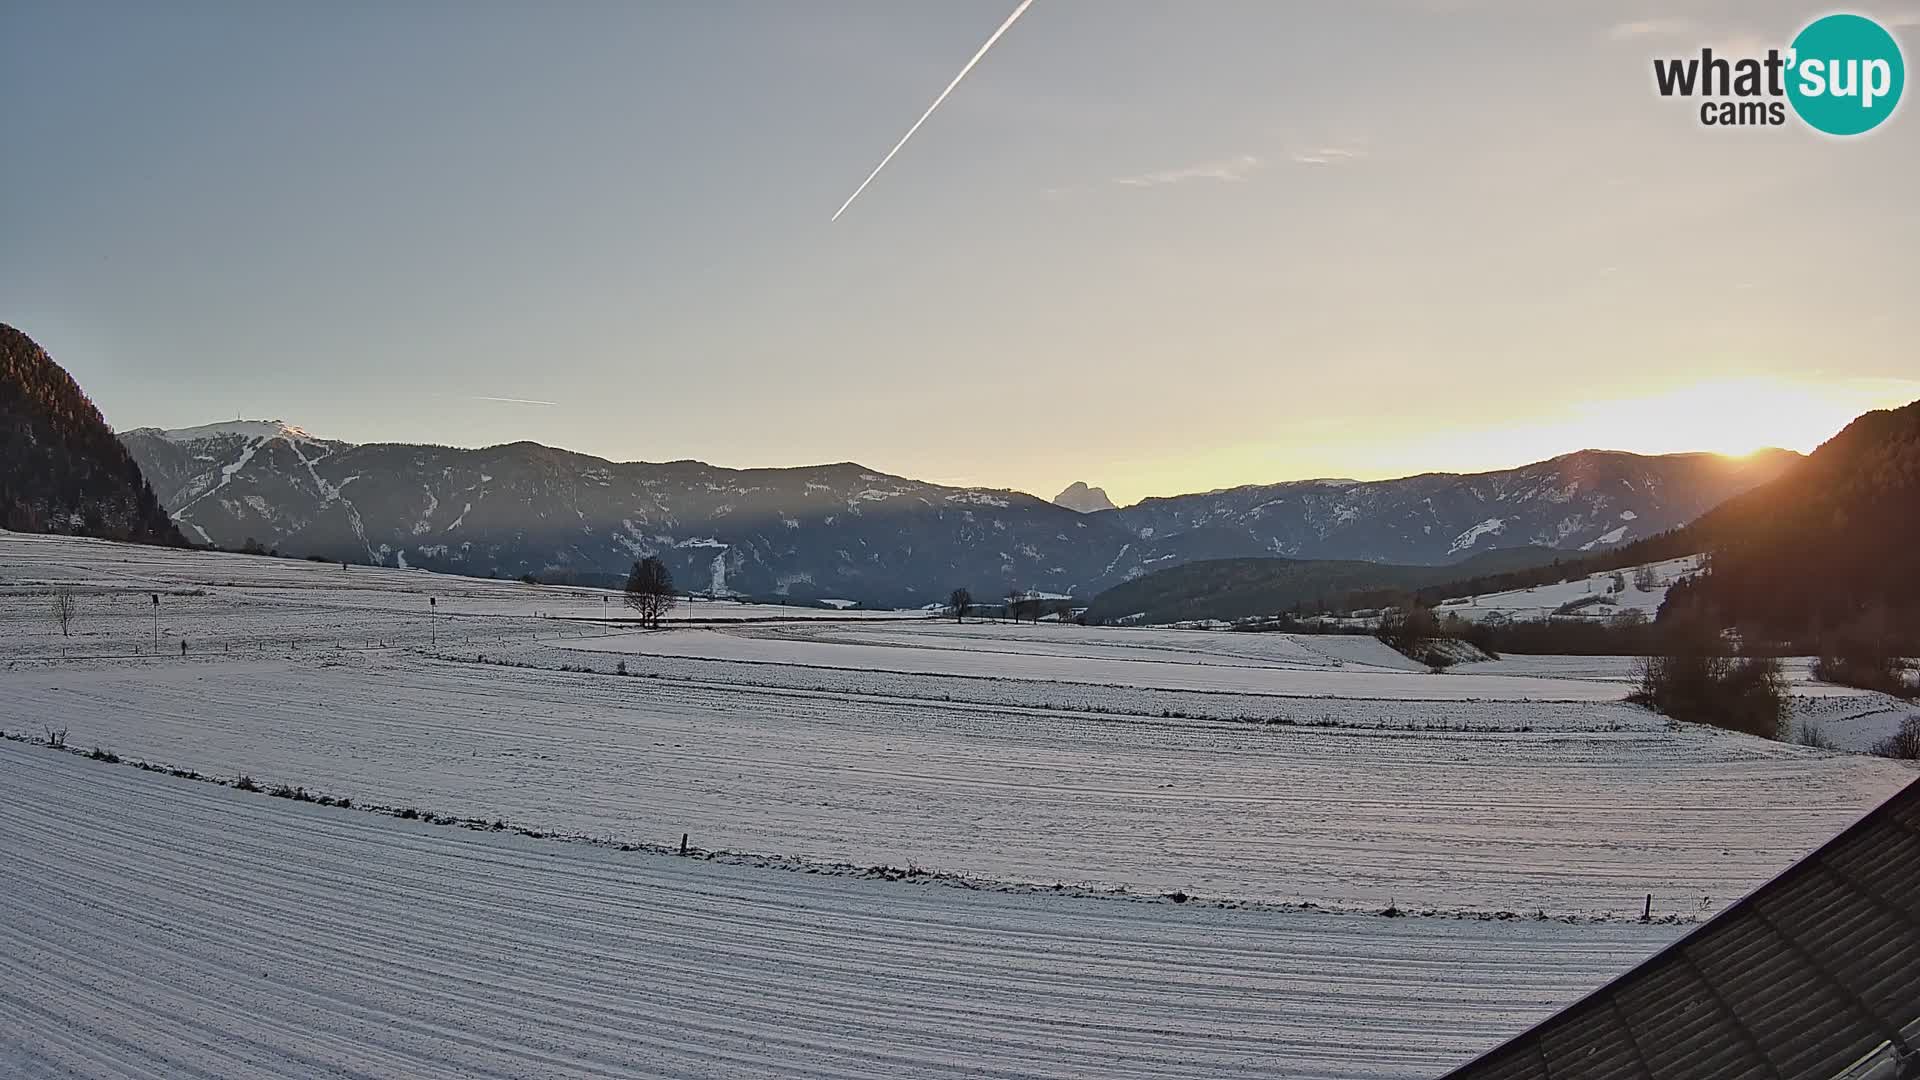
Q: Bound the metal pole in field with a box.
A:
[430,596,436,648]
[150,593,159,653]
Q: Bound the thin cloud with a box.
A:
[1112,154,1262,188]
[1290,146,1365,166]
[1607,18,1700,40]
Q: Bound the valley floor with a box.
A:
[0,741,1680,1080]
[3,531,1915,1077]
[7,652,1907,916]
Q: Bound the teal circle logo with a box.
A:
[1787,14,1905,135]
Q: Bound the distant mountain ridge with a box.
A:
[122,423,1104,605]
[1094,448,1798,567]
[1099,398,1920,633]
[0,324,181,545]
[119,418,1797,606]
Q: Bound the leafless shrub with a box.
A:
[1630,651,1788,740]
[51,588,76,637]
[1871,716,1920,760]
[1790,721,1838,751]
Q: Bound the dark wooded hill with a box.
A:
[0,323,182,546]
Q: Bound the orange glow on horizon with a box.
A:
[1083,376,1920,506]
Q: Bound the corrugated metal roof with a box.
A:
[1438,775,1920,1080]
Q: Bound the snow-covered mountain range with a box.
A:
[119,421,1797,605]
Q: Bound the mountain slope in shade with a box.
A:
[0,324,182,545]
[1082,546,1561,626]
[120,421,1799,606]
[120,424,1114,605]
[1097,448,1799,568]
[1664,398,1920,637]
[1053,482,1116,514]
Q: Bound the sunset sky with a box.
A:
[4,1,1917,505]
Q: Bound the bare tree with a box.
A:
[1006,587,1037,623]
[51,588,76,637]
[948,587,972,623]
[1377,604,1442,663]
[1633,565,1658,592]
[624,557,677,629]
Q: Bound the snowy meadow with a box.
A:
[2,531,1914,1079]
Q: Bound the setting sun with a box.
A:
[1109,376,1920,505]
[1588,377,1917,458]
[1409,376,1920,476]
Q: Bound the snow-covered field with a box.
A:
[14,653,1910,915]
[3,531,1916,1078]
[448,639,1677,732]
[0,532,914,657]
[558,623,1632,701]
[0,742,1685,1080]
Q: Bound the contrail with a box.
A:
[830,0,1035,222]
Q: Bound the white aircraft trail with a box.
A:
[466,396,560,406]
[830,0,1035,222]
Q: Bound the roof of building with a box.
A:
[1438,774,1920,1080]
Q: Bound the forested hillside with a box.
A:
[1662,399,1920,644]
[1083,546,1558,625]
[0,324,182,545]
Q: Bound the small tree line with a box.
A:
[945,585,1076,624]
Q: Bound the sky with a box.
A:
[4,1,1918,506]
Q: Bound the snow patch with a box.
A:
[945,491,1011,509]
[1447,517,1506,555]
[148,419,323,444]
[1579,525,1630,550]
